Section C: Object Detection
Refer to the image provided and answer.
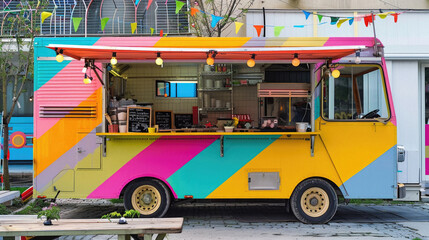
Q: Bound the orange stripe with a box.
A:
[34,88,102,177]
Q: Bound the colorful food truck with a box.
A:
[33,37,404,223]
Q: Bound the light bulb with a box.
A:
[355,56,361,64]
[206,56,214,65]
[56,54,64,63]
[247,54,256,68]
[292,53,300,67]
[83,74,92,84]
[110,57,117,65]
[332,69,341,78]
[156,57,163,66]
[82,67,87,73]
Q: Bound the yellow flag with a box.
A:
[41,12,52,24]
[235,22,244,34]
[131,22,137,34]
[377,13,389,19]
[337,19,348,28]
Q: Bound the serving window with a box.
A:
[322,64,389,121]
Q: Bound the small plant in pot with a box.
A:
[224,120,235,132]
[37,202,60,225]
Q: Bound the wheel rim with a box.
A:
[131,185,161,215]
[300,187,330,218]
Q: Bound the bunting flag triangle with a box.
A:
[101,17,109,31]
[211,15,224,28]
[41,12,52,24]
[146,0,153,9]
[302,10,311,20]
[274,26,284,37]
[293,25,305,28]
[175,0,185,14]
[253,25,263,37]
[72,17,82,32]
[336,19,348,28]
[377,12,389,19]
[190,7,199,16]
[330,17,339,25]
[160,29,164,36]
[131,22,137,34]
[348,17,354,25]
[391,13,399,23]
[150,27,154,35]
[235,22,244,34]
[317,14,323,22]
[135,0,140,5]
[364,15,373,27]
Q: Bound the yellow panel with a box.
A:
[426,146,429,159]
[154,37,252,48]
[52,169,74,192]
[208,136,342,199]
[282,37,329,47]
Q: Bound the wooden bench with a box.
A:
[0,217,183,240]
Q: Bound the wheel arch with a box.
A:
[119,176,177,200]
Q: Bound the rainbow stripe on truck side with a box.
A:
[33,37,397,200]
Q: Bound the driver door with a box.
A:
[319,64,397,199]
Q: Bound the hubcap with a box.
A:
[300,187,330,218]
[131,185,161,215]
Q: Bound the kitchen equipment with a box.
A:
[204,65,211,72]
[211,98,216,108]
[225,102,231,108]
[119,120,127,133]
[296,122,309,132]
[204,93,210,108]
[216,100,222,108]
[214,80,223,89]
[205,79,213,89]
[118,107,127,121]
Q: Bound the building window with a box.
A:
[322,65,389,120]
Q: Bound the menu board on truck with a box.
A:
[127,107,151,132]
[154,111,173,130]
[174,113,193,129]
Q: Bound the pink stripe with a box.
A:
[425,125,429,146]
[426,158,429,175]
[381,58,396,126]
[34,61,102,139]
[87,135,219,199]
[92,37,161,47]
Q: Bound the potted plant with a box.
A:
[102,210,140,224]
[37,202,60,225]
[224,120,235,132]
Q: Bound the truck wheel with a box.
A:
[124,179,171,217]
[290,178,338,224]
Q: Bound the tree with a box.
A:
[0,1,45,190]
[189,0,255,37]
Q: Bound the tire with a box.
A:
[124,179,171,218]
[290,178,338,224]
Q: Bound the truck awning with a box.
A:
[47,44,367,62]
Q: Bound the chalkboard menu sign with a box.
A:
[174,113,193,129]
[154,111,173,130]
[127,107,151,132]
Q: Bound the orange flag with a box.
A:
[160,29,164,37]
[391,13,399,23]
[190,8,199,16]
[253,25,264,37]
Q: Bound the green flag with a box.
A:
[101,17,109,31]
[274,26,285,37]
[72,17,82,32]
[175,0,185,14]
[317,14,323,22]
[150,27,154,35]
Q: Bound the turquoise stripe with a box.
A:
[314,84,321,120]
[34,37,100,91]
[167,135,280,198]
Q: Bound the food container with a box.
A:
[148,127,156,133]
[204,65,211,72]
[214,80,223,89]
[211,98,216,108]
[205,79,213,89]
[204,93,210,108]
[117,107,127,121]
[225,102,231,108]
[119,120,127,133]
[108,124,119,133]
[296,122,309,132]
[216,99,222,108]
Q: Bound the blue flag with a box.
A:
[302,10,311,20]
[348,17,354,25]
[211,15,224,28]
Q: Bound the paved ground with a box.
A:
[54,199,429,239]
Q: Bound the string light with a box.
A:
[206,50,217,66]
[83,74,92,84]
[355,50,361,64]
[247,54,256,68]
[55,48,64,63]
[155,52,163,66]
[110,52,117,65]
[292,53,300,67]
[82,61,89,73]
[332,69,341,78]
